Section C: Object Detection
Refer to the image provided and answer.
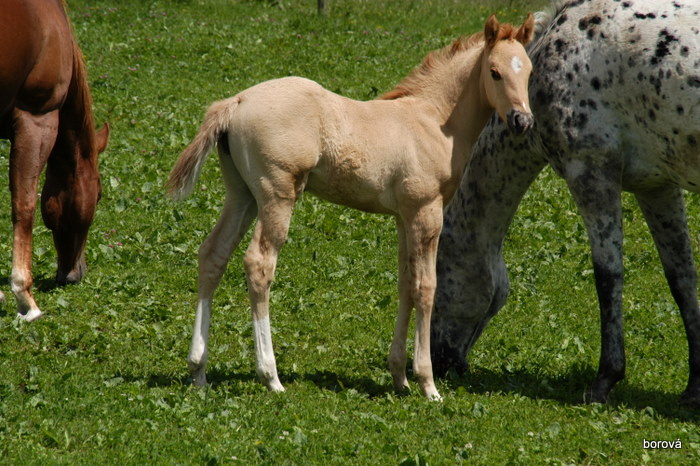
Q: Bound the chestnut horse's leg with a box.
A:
[189,152,256,385]
[244,191,295,393]
[10,109,58,321]
[636,187,700,406]
[396,200,443,400]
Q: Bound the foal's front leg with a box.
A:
[388,220,412,392]
[395,202,443,400]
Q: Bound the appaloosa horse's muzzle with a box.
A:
[507,109,534,136]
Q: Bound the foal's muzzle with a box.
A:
[507,110,534,136]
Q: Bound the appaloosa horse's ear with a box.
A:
[96,122,110,154]
[516,13,535,45]
[484,14,500,47]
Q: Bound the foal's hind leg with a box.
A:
[244,193,296,392]
[636,187,700,406]
[189,153,256,386]
[10,110,58,321]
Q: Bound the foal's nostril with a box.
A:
[507,110,534,136]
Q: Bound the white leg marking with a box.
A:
[253,315,284,392]
[11,267,43,322]
[188,298,211,386]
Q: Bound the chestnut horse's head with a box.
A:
[41,122,109,285]
[480,13,535,135]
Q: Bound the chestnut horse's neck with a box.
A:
[52,29,97,167]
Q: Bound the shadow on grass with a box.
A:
[120,369,259,389]
[443,364,700,421]
[287,369,393,398]
[125,366,393,398]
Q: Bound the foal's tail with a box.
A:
[166,97,240,200]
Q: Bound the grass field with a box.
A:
[1,0,700,463]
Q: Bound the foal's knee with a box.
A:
[412,276,437,310]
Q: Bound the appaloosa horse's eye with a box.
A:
[490,68,502,80]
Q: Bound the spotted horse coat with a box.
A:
[431,0,700,406]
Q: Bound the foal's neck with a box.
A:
[438,48,492,169]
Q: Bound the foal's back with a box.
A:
[227,76,452,215]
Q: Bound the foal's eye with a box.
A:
[490,68,502,81]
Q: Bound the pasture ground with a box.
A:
[1,0,699,463]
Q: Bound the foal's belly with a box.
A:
[306,170,397,215]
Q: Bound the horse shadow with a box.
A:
[0,273,60,294]
[122,367,391,398]
[117,363,698,420]
[443,364,700,421]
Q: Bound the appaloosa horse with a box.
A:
[0,0,109,321]
[432,0,700,406]
[168,14,535,399]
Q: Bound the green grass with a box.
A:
[1,0,699,464]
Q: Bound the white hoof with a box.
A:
[423,385,442,401]
[266,379,286,393]
[17,308,43,322]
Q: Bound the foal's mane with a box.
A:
[379,24,519,101]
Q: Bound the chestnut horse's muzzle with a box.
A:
[507,109,534,136]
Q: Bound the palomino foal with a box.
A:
[168,14,534,399]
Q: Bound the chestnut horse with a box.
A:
[168,14,534,399]
[0,0,109,321]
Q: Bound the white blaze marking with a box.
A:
[511,55,523,73]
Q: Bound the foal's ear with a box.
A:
[96,122,110,154]
[484,14,500,47]
[515,12,535,45]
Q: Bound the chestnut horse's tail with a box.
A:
[166,97,240,200]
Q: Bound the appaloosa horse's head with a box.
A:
[480,13,535,136]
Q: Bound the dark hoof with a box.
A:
[583,387,609,405]
[56,262,86,286]
[431,351,469,378]
[680,387,700,409]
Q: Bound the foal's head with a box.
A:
[480,13,535,135]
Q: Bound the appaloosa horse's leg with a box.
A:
[563,157,625,403]
[396,201,443,400]
[189,153,256,385]
[636,187,700,406]
[10,109,58,321]
[244,189,295,393]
